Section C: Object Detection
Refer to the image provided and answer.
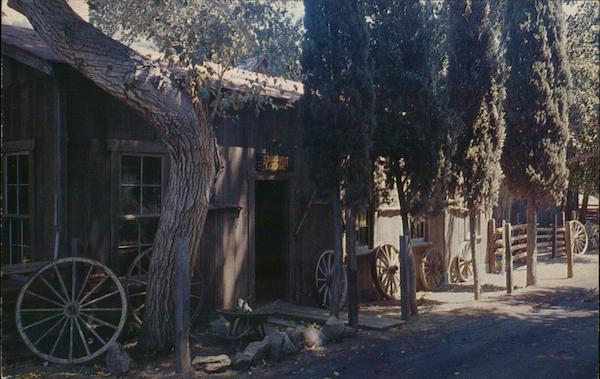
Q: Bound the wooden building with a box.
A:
[1,25,488,311]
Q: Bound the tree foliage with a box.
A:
[502,0,571,206]
[566,1,599,195]
[447,0,505,214]
[301,0,374,208]
[89,0,303,80]
[368,0,443,220]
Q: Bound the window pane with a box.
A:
[19,185,29,215]
[18,155,29,184]
[139,218,159,245]
[6,156,18,185]
[142,157,161,185]
[120,186,140,215]
[118,219,138,247]
[7,186,18,214]
[142,187,161,214]
[121,156,141,185]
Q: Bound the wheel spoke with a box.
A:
[69,318,74,360]
[71,260,77,303]
[80,289,120,308]
[74,317,91,356]
[38,275,68,305]
[79,275,109,305]
[77,315,106,345]
[76,265,94,303]
[50,317,69,357]
[33,315,66,346]
[53,264,71,302]
[23,312,64,330]
[25,290,64,307]
[81,308,122,312]
[80,311,118,330]
[20,308,63,312]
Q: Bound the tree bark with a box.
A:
[468,211,481,300]
[9,0,220,351]
[526,195,538,287]
[330,190,344,318]
[345,207,358,327]
[396,177,417,318]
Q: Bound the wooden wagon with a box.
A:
[2,249,204,365]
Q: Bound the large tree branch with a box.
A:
[7,0,209,151]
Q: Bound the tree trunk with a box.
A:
[580,192,589,223]
[345,207,358,328]
[396,179,417,318]
[526,195,537,287]
[330,190,344,318]
[9,0,220,352]
[468,211,481,300]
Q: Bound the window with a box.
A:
[117,155,162,274]
[2,153,31,264]
[356,209,370,247]
[411,220,427,240]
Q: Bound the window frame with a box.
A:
[2,140,35,266]
[108,140,168,274]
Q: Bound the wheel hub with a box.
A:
[64,303,80,317]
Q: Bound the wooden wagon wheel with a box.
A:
[449,257,462,283]
[570,220,589,255]
[371,243,400,300]
[452,242,473,282]
[314,250,347,308]
[15,257,127,364]
[419,247,445,291]
[126,248,205,324]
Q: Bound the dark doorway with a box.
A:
[255,180,287,301]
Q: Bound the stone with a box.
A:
[302,327,328,348]
[322,316,346,342]
[105,342,131,376]
[265,332,297,360]
[243,340,270,363]
[192,354,231,373]
[231,352,252,370]
[286,326,305,348]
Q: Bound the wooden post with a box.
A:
[551,214,558,259]
[175,237,191,377]
[525,198,537,287]
[407,238,418,316]
[345,208,359,328]
[487,219,496,273]
[560,211,566,226]
[565,221,574,279]
[399,235,411,321]
[503,222,513,294]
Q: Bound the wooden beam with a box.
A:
[1,43,54,75]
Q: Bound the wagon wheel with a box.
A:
[315,250,347,308]
[570,220,589,255]
[126,249,205,325]
[419,247,445,291]
[453,242,473,282]
[15,257,127,364]
[371,243,400,300]
[449,257,462,283]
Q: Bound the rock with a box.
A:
[265,332,297,360]
[243,340,270,363]
[286,326,305,348]
[345,326,357,338]
[105,342,131,376]
[322,316,346,341]
[231,352,252,370]
[192,354,231,373]
[209,317,231,336]
[302,327,328,348]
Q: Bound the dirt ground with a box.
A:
[2,251,598,379]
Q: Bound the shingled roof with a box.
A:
[1,24,303,101]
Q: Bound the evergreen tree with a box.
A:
[447,0,505,300]
[301,0,374,323]
[503,0,570,286]
[368,0,442,319]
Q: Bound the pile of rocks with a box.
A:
[194,316,356,373]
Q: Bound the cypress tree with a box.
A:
[447,0,505,300]
[369,0,442,319]
[503,0,570,286]
[301,0,374,324]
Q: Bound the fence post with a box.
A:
[503,222,513,294]
[551,214,558,259]
[175,237,192,377]
[565,221,574,279]
[487,219,496,273]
